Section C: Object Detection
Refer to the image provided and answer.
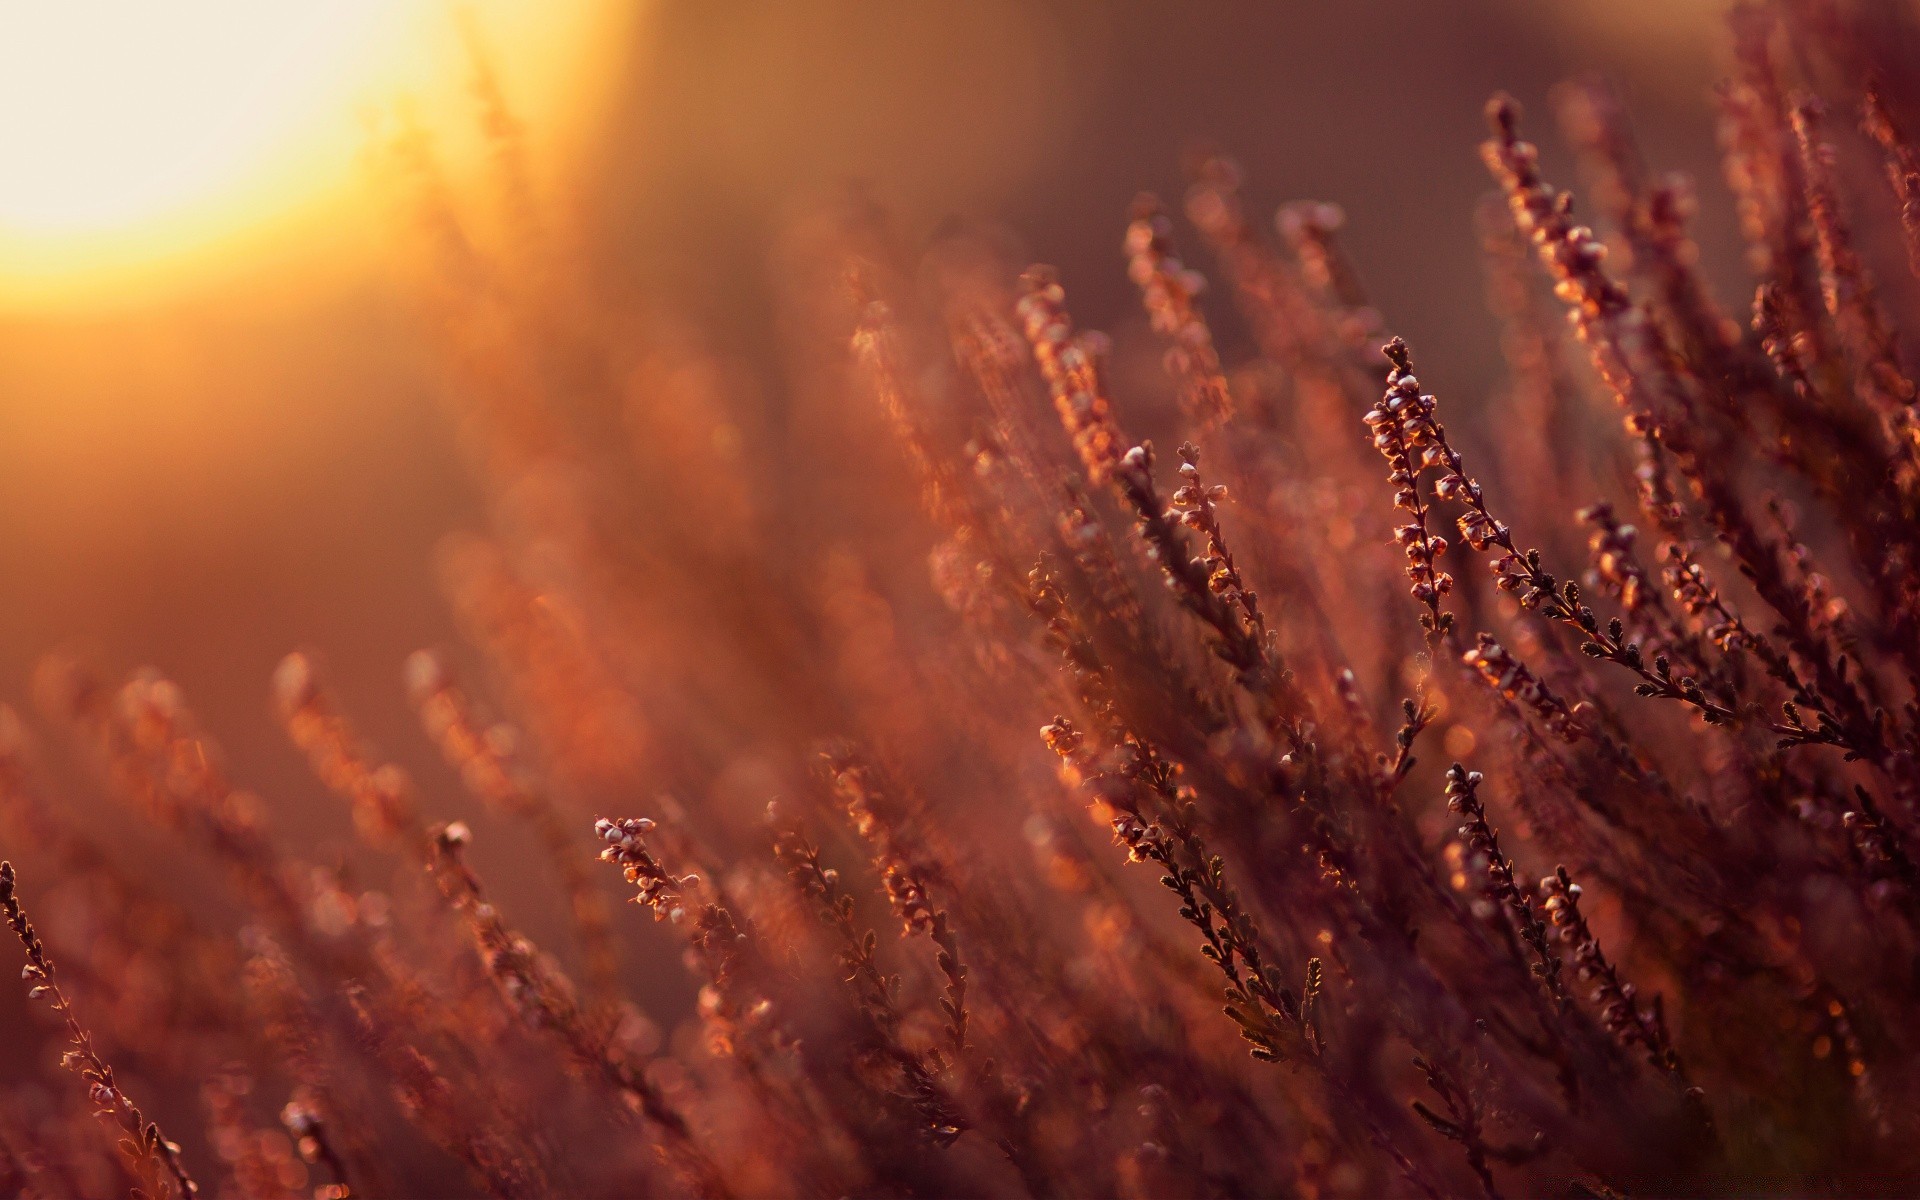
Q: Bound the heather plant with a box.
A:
[10,3,1920,1196]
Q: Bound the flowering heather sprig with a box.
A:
[1110,441,1286,711]
[1027,552,1308,856]
[771,824,967,1146]
[1460,635,1585,745]
[1661,543,1752,656]
[1046,716,1445,1195]
[1366,346,1455,640]
[1014,266,1126,481]
[405,650,619,1004]
[1041,715,1305,1064]
[1381,340,1745,735]
[770,826,905,1040]
[1489,97,1887,751]
[427,822,727,1196]
[1124,194,1233,429]
[822,751,968,1058]
[1442,768,1569,1010]
[1579,503,1697,664]
[1,861,200,1199]
[1482,94,1680,447]
[1168,440,1265,643]
[1020,268,1305,745]
[1554,77,1742,386]
[597,816,698,919]
[1536,867,1681,1078]
[595,817,768,1060]
[1659,543,1894,764]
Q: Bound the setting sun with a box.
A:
[0,2,609,302]
[0,4,394,232]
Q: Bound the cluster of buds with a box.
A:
[3,864,53,1005]
[1538,867,1681,1075]
[1115,441,1154,492]
[1015,266,1125,480]
[821,747,890,848]
[1662,545,1748,652]
[1376,341,1578,619]
[1042,716,1086,764]
[1047,716,1157,820]
[1445,767,1568,1006]
[1483,92,1698,476]
[1168,442,1261,627]
[1444,769,1503,887]
[1367,351,1454,629]
[1125,194,1232,428]
[1580,503,1651,613]
[1109,811,1173,866]
[880,866,937,938]
[1450,496,1506,551]
[598,821,764,1066]
[1462,635,1584,743]
[822,752,944,939]
[1482,95,1630,329]
[1110,442,1274,686]
[596,818,696,919]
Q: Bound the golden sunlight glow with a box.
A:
[0,1,614,304]
[0,4,386,232]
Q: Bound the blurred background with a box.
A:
[0,0,1737,926]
